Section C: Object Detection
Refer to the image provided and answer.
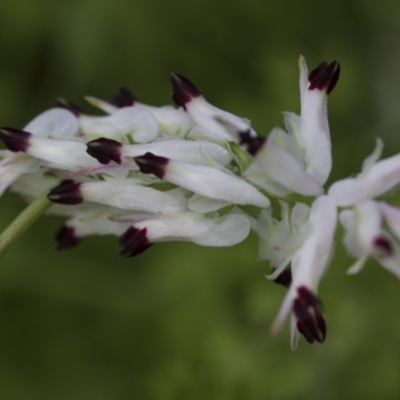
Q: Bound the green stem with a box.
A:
[0,191,53,257]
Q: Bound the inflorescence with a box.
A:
[2,56,400,350]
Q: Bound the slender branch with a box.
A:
[0,191,53,257]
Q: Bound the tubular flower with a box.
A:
[7,54,400,351]
[269,196,337,350]
[247,56,340,196]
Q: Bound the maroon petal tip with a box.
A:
[238,130,266,156]
[134,152,168,179]
[170,73,201,109]
[308,61,340,95]
[56,98,82,116]
[56,224,81,251]
[119,226,153,257]
[47,180,83,205]
[293,286,326,344]
[374,236,393,256]
[0,127,31,152]
[86,137,123,165]
[111,87,137,108]
[272,265,292,288]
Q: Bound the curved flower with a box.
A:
[270,196,337,350]
[250,56,340,196]
[170,74,256,142]
[328,139,400,206]
[340,200,400,279]
[133,152,270,208]
[116,210,251,257]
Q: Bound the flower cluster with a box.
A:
[2,56,400,350]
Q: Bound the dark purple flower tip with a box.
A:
[308,61,340,95]
[55,224,81,251]
[47,179,83,205]
[56,98,83,116]
[238,130,266,156]
[134,152,168,179]
[272,265,292,288]
[86,137,123,165]
[170,73,202,110]
[374,236,393,256]
[111,87,137,108]
[0,127,31,152]
[118,226,153,257]
[293,286,326,344]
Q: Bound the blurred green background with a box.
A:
[1,0,400,399]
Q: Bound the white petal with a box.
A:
[165,160,270,208]
[328,153,400,206]
[187,194,230,212]
[361,138,384,175]
[186,126,227,144]
[284,111,331,185]
[135,211,250,247]
[80,107,159,143]
[271,196,337,335]
[84,96,118,114]
[159,212,218,237]
[28,138,96,171]
[190,212,250,246]
[24,108,79,138]
[355,200,382,252]
[298,55,309,101]
[292,55,334,185]
[254,131,323,196]
[141,104,194,136]
[82,181,187,213]
[69,211,129,237]
[186,96,255,141]
[10,171,58,199]
[0,154,40,196]
[123,140,232,166]
[243,164,291,197]
[346,256,368,275]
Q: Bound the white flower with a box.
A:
[251,56,340,196]
[340,200,400,279]
[170,74,256,142]
[328,138,400,206]
[85,87,194,137]
[270,196,337,350]
[133,152,270,208]
[253,128,323,196]
[116,209,251,257]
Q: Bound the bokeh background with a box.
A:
[1,0,400,399]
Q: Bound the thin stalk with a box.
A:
[0,191,53,257]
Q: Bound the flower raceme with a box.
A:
[2,54,397,351]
